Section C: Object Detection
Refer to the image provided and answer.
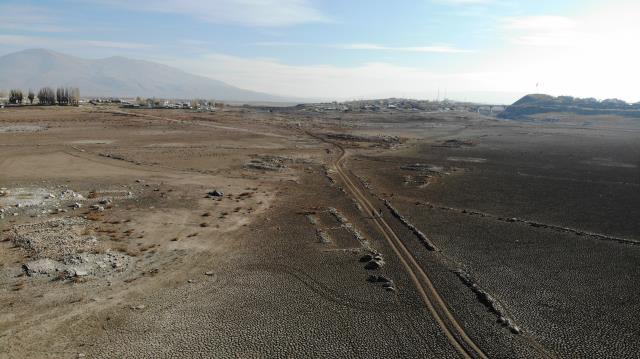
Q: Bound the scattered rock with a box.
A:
[22,258,60,276]
[204,271,214,276]
[364,260,382,270]
[384,200,438,251]
[316,229,331,244]
[244,156,289,171]
[455,268,523,335]
[401,163,446,174]
[325,133,401,145]
[436,139,475,148]
[9,218,93,259]
[367,274,391,283]
[73,269,89,277]
[60,189,84,200]
[207,190,224,198]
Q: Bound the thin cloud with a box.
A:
[179,39,211,46]
[82,40,153,49]
[432,0,495,5]
[482,1,640,101]
[501,16,577,30]
[0,35,152,50]
[338,43,473,53]
[252,42,472,53]
[160,52,494,100]
[0,5,70,32]
[92,0,330,27]
[499,16,580,47]
[253,41,310,47]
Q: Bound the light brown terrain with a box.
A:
[1,105,638,358]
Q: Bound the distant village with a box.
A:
[92,97,219,111]
[290,98,505,116]
[1,89,504,116]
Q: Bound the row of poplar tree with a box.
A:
[8,87,80,106]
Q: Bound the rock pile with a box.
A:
[22,252,131,279]
[8,218,95,260]
[325,133,401,145]
[401,163,447,175]
[329,207,372,250]
[455,269,522,334]
[244,156,289,171]
[383,200,438,251]
[367,274,395,291]
[316,229,332,244]
[360,253,385,270]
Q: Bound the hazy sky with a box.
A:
[1,0,638,103]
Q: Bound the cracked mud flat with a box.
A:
[1,105,639,358]
[348,115,640,358]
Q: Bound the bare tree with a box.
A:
[9,89,23,104]
[69,87,80,106]
[28,89,35,104]
[56,87,70,105]
[34,87,79,106]
[37,87,56,105]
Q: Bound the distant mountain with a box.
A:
[500,94,640,119]
[0,49,291,102]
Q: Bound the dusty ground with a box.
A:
[0,105,638,358]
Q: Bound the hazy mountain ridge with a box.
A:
[500,94,640,119]
[0,49,289,102]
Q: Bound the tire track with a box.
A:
[309,131,488,359]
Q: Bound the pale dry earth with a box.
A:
[1,105,638,358]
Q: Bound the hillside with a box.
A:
[500,94,640,119]
[0,49,290,102]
